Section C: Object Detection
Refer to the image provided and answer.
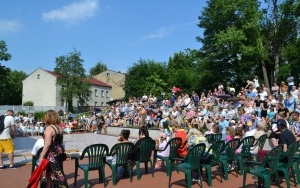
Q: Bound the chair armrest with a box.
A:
[245,161,263,166]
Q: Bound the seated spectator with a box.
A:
[172,121,188,157]
[154,133,169,168]
[225,126,236,143]
[186,128,208,150]
[252,122,266,154]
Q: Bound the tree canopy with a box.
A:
[89,62,107,76]
[55,49,91,112]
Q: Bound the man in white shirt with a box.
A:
[0,110,18,169]
[290,85,299,102]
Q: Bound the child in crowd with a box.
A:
[161,121,171,141]
[154,133,169,169]
[225,126,236,143]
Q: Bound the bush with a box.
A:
[34,111,46,120]
[23,101,34,106]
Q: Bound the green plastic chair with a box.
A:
[219,138,240,180]
[74,144,109,188]
[154,137,182,176]
[293,142,300,185]
[205,133,222,145]
[277,141,298,188]
[236,136,255,175]
[252,134,267,161]
[201,140,225,187]
[106,142,134,186]
[168,143,206,188]
[133,140,156,180]
[242,145,283,188]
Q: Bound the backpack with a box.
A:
[0,115,6,134]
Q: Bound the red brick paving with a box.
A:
[0,159,299,188]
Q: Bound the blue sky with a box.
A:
[1,0,206,74]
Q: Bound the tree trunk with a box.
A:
[261,60,270,91]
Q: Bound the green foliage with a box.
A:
[23,101,34,106]
[89,62,107,76]
[0,40,11,62]
[55,49,91,112]
[6,70,27,105]
[124,59,168,98]
[34,111,46,120]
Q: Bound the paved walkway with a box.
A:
[4,133,133,165]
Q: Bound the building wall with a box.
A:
[71,85,112,107]
[94,70,125,100]
[22,68,59,106]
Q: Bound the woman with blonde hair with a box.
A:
[39,110,68,188]
[187,128,208,149]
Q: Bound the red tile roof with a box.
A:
[44,69,111,88]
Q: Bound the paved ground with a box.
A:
[1,133,299,187]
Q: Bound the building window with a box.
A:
[101,102,104,106]
[95,89,98,97]
[101,90,104,97]
[37,74,40,79]
[106,73,110,77]
[94,101,97,106]
[106,91,109,98]
[61,100,64,107]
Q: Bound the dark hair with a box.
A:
[277,119,287,128]
[121,129,130,140]
[139,126,149,138]
[163,121,170,131]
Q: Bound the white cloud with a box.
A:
[141,26,177,41]
[0,20,22,34]
[42,0,99,25]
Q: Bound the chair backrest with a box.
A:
[263,145,283,174]
[81,144,109,170]
[206,133,222,145]
[284,141,299,168]
[135,140,156,162]
[254,134,267,150]
[109,142,134,166]
[239,136,255,157]
[166,137,182,159]
[208,140,225,165]
[223,138,240,160]
[184,143,206,169]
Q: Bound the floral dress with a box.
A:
[46,125,69,187]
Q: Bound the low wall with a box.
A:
[107,126,161,139]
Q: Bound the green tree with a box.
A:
[55,49,91,112]
[124,59,168,98]
[6,70,27,105]
[167,49,200,94]
[0,40,12,105]
[197,0,268,90]
[89,62,107,76]
[261,0,300,83]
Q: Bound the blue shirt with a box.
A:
[218,120,229,140]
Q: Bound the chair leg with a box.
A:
[168,168,173,188]
[275,172,281,187]
[197,168,203,188]
[206,166,212,187]
[145,161,148,174]
[84,170,89,188]
[291,166,297,187]
[127,163,132,182]
[186,171,192,188]
[264,176,271,188]
[74,159,78,186]
[136,161,141,180]
[293,162,300,185]
[149,160,154,178]
[283,169,290,188]
[221,161,228,180]
[111,164,117,186]
[242,171,247,187]
[165,159,170,176]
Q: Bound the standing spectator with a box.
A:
[38,110,68,187]
[218,116,230,141]
[290,85,299,102]
[0,110,18,169]
[253,76,260,89]
[287,73,295,92]
[271,82,279,97]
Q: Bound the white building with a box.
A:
[22,68,112,108]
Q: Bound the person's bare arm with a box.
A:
[282,144,287,152]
